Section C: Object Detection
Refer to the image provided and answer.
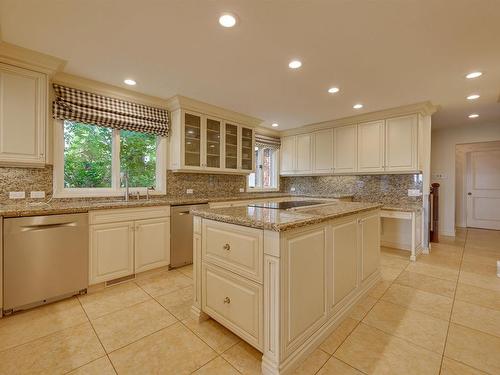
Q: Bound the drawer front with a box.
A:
[380,210,412,220]
[202,220,263,282]
[202,263,263,350]
[90,206,170,225]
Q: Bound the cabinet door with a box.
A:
[183,112,202,169]
[90,222,134,284]
[360,213,380,281]
[135,217,170,273]
[296,133,313,173]
[205,117,223,170]
[358,120,385,172]
[333,125,357,173]
[240,126,254,171]
[313,129,334,174]
[385,114,418,171]
[224,122,239,170]
[331,219,358,308]
[0,63,47,166]
[280,136,296,174]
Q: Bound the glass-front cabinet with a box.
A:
[170,109,254,174]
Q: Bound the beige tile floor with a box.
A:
[1,228,500,374]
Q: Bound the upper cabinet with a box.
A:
[0,63,47,167]
[357,120,385,173]
[280,113,422,176]
[385,115,417,171]
[169,108,255,174]
[333,125,357,173]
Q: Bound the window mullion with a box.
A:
[111,129,121,191]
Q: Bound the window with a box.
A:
[55,120,166,197]
[247,145,279,191]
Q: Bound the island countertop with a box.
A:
[190,201,382,231]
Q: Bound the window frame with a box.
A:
[53,120,167,198]
[247,146,280,192]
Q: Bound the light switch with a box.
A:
[239,188,245,193]
[30,191,46,199]
[9,191,25,199]
[290,187,296,192]
[186,189,194,194]
[408,189,422,197]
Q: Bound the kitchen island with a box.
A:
[191,201,382,375]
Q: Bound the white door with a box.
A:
[334,125,357,173]
[90,222,135,284]
[0,63,47,166]
[358,120,385,172]
[135,217,170,273]
[296,133,313,173]
[466,150,500,230]
[313,129,334,174]
[385,114,418,171]
[280,136,296,174]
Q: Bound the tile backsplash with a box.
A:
[0,166,53,202]
[280,174,423,205]
[165,171,246,199]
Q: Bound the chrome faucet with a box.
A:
[146,186,154,200]
[123,172,130,201]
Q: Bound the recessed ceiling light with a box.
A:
[466,94,480,100]
[124,79,136,86]
[468,113,479,118]
[219,13,237,28]
[466,71,482,79]
[353,103,363,109]
[288,60,302,69]
[328,87,340,94]
[271,123,279,127]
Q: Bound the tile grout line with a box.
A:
[437,228,468,375]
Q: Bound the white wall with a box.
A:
[431,122,500,236]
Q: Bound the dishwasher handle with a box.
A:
[176,211,191,216]
[20,221,79,231]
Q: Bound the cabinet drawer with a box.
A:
[202,263,263,350]
[202,220,263,282]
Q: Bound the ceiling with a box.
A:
[1,0,499,130]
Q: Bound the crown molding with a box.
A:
[279,101,437,136]
[52,72,170,109]
[0,41,66,75]
[166,95,263,128]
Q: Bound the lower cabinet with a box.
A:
[89,207,170,285]
[360,213,380,281]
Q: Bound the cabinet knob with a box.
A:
[223,243,231,251]
[224,297,231,304]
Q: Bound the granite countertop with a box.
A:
[190,201,382,232]
[381,203,423,212]
[0,193,355,218]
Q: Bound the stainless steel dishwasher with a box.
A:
[3,213,88,314]
[170,204,208,268]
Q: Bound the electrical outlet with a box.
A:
[408,189,422,197]
[432,173,447,180]
[239,188,245,193]
[9,191,25,199]
[186,189,194,194]
[30,191,46,199]
[290,187,296,192]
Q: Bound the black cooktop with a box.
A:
[247,201,326,210]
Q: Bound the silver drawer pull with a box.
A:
[223,243,231,251]
[224,297,231,304]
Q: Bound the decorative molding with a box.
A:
[166,95,264,128]
[0,41,66,75]
[279,101,437,137]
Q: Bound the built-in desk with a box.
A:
[381,205,423,261]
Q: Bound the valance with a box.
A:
[52,84,169,136]
[255,133,281,149]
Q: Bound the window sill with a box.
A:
[246,187,280,193]
[53,188,166,199]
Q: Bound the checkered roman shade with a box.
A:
[255,133,281,149]
[52,84,169,136]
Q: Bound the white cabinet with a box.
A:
[385,114,418,171]
[357,120,385,172]
[135,217,170,273]
[360,213,380,281]
[313,129,334,174]
[296,134,313,173]
[333,125,357,173]
[280,135,296,174]
[0,63,47,167]
[169,109,254,174]
[90,222,135,284]
[89,206,170,285]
